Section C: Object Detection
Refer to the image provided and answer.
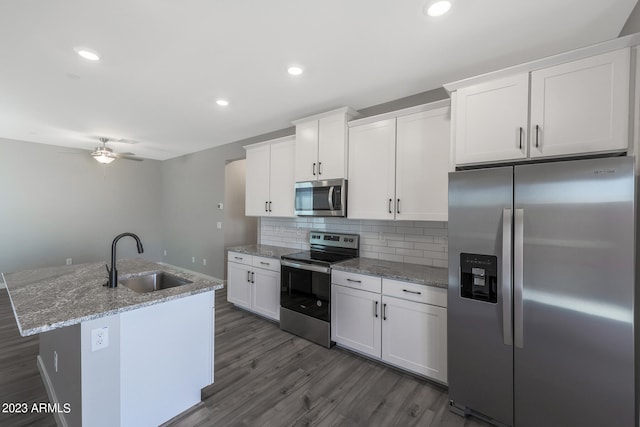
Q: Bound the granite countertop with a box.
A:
[227,244,299,259]
[332,257,448,289]
[2,259,224,337]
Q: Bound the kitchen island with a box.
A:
[2,259,223,427]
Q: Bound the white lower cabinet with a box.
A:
[227,252,280,321]
[331,271,447,383]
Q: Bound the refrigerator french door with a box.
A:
[448,156,635,427]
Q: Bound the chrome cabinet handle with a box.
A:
[234,256,243,260]
[397,199,400,214]
[388,198,393,214]
[374,301,379,318]
[519,127,523,149]
[383,303,387,321]
[313,163,316,176]
[346,278,362,283]
[265,201,268,212]
[514,208,524,348]
[268,201,272,212]
[246,270,251,282]
[535,125,540,148]
[260,261,270,266]
[318,161,322,175]
[251,271,255,284]
[502,208,513,347]
[402,289,421,295]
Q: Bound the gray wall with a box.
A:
[0,138,163,275]
[620,1,640,36]
[161,142,246,279]
[223,159,257,253]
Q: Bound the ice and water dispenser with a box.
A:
[460,253,498,303]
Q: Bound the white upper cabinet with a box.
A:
[450,48,630,166]
[529,49,629,158]
[347,118,397,220]
[348,102,451,221]
[454,74,529,164]
[245,136,295,217]
[293,107,359,182]
[396,108,450,221]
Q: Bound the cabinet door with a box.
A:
[382,296,447,383]
[227,262,251,309]
[396,108,450,221]
[347,118,396,219]
[331,284,381,358]
[269,138,295,217]
[455,74,529,165]
[245,144,271,216]
[317,114,347,180]
[530,49,629,158]
[294,120,319,182]
[251,267,280,321]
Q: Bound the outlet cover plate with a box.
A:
[91,326,109,352]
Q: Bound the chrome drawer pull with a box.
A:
[346,278,362,283]
[234,256,243,260]
[402,289,422,295]
[260,261,270,266]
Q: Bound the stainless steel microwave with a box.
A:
[294,179,347,217]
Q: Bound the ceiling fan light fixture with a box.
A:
[426,0,451,17]
[94,153,115,164]
[74,47,101,61]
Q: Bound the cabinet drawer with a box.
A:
[228,251,252,266]
[252,256,280,272]
[332,270,381,293]
[382,279,447,308]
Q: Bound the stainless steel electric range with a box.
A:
[280,231,359,348]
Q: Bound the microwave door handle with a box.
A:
[328,186,335,211]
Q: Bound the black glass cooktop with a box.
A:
[282,250,355,265]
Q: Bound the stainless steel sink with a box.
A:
[120,271,193,293]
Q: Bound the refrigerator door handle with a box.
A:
[514,208,525,348]
[502,208,513,346]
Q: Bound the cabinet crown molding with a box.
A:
[242,134,294,150]
[291,106,360,125]
[444,33,640,93]
[348,99,450,127]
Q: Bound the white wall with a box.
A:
[0,138,163,275]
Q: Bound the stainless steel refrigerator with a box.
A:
[447,156,636,427]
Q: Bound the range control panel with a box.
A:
[460,253,498,303]
[309,231,359,250]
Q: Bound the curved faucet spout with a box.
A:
[108,233,144,288]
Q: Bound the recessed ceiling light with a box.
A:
[287,66,303,76]
[426,1,451,17]
[74,47,101,61]
[216,99,229,107]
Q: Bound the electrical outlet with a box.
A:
[217,221,222,229]
[192,256,196,264]
[66,258,72,265]
[54,351,58,372]
[217,202,223,210]
[91,327,109,352]
[163,250,167,257]
[203,258,207,266]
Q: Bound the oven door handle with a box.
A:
[281,260,330,274]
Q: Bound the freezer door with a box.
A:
[448,166,514,427]
[513,157,635,427]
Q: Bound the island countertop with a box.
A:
[2,259,223,337]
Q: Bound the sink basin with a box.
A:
[120,271,193,293]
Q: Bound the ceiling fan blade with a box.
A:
[119,155,144,162]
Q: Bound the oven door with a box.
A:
[280,261,331,322]
[294,179,346,217]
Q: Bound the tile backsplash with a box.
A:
[259,217,448,268]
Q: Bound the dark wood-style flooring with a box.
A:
[0,287,488,427]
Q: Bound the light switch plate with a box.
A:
[91,326,109,352]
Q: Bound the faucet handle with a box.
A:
[105,264,111,275]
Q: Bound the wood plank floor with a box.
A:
[164,287,489,427]
[0,287,489,427]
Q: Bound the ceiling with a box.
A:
[0,0,637,160]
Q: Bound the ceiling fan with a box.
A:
[91,137,143,164]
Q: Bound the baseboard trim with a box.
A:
[37,355,69,427]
